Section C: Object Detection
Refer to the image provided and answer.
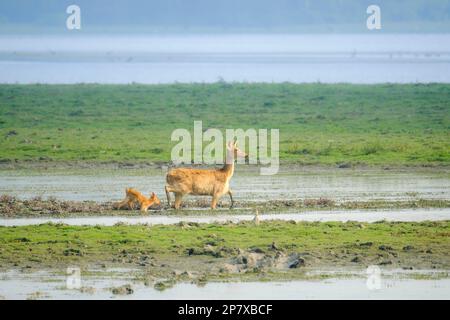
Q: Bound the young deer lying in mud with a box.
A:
[165,141,247,209]
[114,188,161,213]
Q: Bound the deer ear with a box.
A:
[233,139,238,147]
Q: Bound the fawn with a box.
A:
[165,140,247,210]
[114,188,161,213]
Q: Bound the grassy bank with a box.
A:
[0,83,449,166]
[0,221,449,282]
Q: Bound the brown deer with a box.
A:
[165,141,247,209]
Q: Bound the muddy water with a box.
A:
[0,269,448,300]
[0,168,449,202]
[1,208,449,226]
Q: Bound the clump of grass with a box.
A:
[360,143,384,155]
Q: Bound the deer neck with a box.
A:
[221,151,235,178]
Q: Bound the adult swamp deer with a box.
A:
[165,141,247,209]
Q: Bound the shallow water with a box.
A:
[0,268,448,300]
[1,168,448,202]
[1,34,450,84]
[1,208,449,226]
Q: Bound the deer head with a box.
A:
[149,192,161,206]
[226,140,247,164]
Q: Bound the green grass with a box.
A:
[0,221,449,269]
[0,83,449,166]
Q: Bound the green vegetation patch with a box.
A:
[0,83,449,166]
[0,221,449,272]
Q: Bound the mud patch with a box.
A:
[224,248,308,273]
[1,194,449,217]
[0,195,113,217]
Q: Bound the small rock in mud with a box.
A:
[359,242,373,247]
[177,221,190,229]
[403,245,415,251]
[180,271,194,279]
[249,247,265,254]
[351,256,362,263]
[288,257,305,268]
[402,266,414,270]
[378,245,393,251]
[187,222,200,227]
[187,246,222,257]
[219,263,238,273]
[219,246,239,256]
[171,270,183,276]
[111,284,133,295]
[378,260,393,266]
[203,244,216,254]
[63,248,83,256]
[80,287,96,294]
[154,280,175,291]
[5,130,18,138]
[193,275,208,287]
[236,252,260,268]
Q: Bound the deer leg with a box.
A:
[228,190,234,209]
[211,194,220,210]
[114,198,130,210]
[127,200,135,210]
[165,186,171,208]
[174,193,183,210]
[140,203,150,214]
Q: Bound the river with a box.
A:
[1,34,450,83]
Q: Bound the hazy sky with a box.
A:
[0,0,449,33]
